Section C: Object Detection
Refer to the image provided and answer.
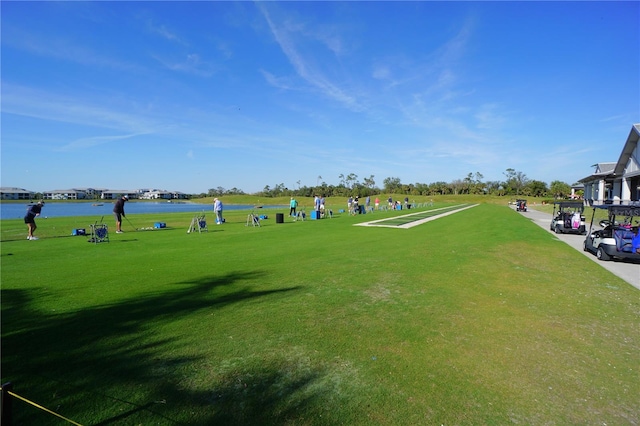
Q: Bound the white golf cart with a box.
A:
[583,204,640,262]
[550,201,586,235]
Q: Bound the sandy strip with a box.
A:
[355,204,479,229]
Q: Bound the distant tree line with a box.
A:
[198,169,578,199]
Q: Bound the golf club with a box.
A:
[124,215,138,231]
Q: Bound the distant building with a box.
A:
[579,124,640,203]
[570,183,584,199]
[0,187,35,200]
[141,190,189,200]
[141,190,173,200]
[101,190,138,200]
[3,186,189,201]
[172,191,189,200]
[43,189,88,200]
[73,187,105,199]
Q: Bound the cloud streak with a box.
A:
[256,3,361,111]
[58,132,152,151]
[1,83,161,135]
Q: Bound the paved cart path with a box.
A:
[524,208,639,290]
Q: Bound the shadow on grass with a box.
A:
[0,271,332,425]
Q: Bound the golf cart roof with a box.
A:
[554,201,584,208]
[591,204,640,216]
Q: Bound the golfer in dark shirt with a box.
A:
[24,201,45,240]
[113,195,128,233]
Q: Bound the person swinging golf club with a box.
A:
[113,195,128,233]
[213,197,224,224]
[24,200,45,240]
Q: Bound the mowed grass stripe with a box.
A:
[356,203,474,227]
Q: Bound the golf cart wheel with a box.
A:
[596,247,610,261]
[583,240,588,252]
[554,226,562,234]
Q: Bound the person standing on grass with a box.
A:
[314,195,322,217]
[289,197,298,217]
[213,197,224,224]
[113,195,128,233]
[24,200,45,240]
[375,197,380,210]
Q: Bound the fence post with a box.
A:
[1,382,13,426]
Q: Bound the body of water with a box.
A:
[0,201,285,220]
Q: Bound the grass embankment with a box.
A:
[1,203,638,425]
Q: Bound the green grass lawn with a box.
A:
[1,202,638,425]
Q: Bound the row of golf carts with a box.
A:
[546,201,640,262]
[583,203,640,262]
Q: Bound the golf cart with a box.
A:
[583,204,640,262]
[550,201,586,234]
[515,199,527,212]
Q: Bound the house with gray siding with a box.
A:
[0,187,35,200]
[579,124,640,204]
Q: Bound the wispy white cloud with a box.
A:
[372,65,391,81]
[2,83,160,134]
[260,69,295,90]
[256,3,361,111]
[599,114,627,122]
[372,15,518,168]
[214,39,234,60]
[474,103,507,130]
[147,20,185,44]
[435,19,473,65]
[152,53,218,77]
[2,26,142,72]
[58,132,151,151]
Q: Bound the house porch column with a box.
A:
[597,180,605,201]
[621,177,631,202]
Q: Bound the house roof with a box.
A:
[578,124,640,183]
[0,187,33,193]
[46,189,84,193]
[595,162,616,174]
[578,162,616,183]
[613,123,640,175]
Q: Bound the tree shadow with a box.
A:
[0,271,337,425]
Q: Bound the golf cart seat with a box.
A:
[614,228,635,253]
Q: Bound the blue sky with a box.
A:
[2,1,638,194]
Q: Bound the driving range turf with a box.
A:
[1,202,638,425]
